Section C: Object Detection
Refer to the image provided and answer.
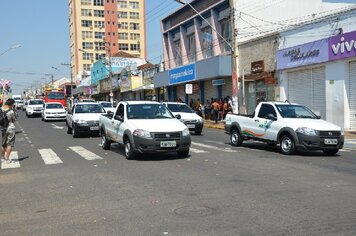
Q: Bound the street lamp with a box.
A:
[174,0,239,113]
[0,44,21,57]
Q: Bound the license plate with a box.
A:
[186,124,195,128]
[90,126,99,131]
[324,138,338,145]
[160,141,176,147]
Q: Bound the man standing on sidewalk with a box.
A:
[1,98,16,164]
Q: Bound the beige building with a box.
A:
[68,0,146,83]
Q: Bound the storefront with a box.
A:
[277,30,356,130]
[153,55,232,105]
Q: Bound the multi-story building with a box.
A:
[68,0,146,85]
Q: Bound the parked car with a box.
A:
[26,99,44,117]
[66,102,106,138]
[98,101,116,113]
[163,102,204,135]
[224,101,344,155]
[99,101,191,159]
[41,102,67,121]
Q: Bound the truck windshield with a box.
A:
[127,104,173,119]
[75,104,105,113]
[167,103,194,113]
[46,103,63,109]
[29,100,44,105]
[47,92,65,99]
[100,102,113,108]
[275,105,318,119]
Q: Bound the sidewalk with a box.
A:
[203,119,356,139]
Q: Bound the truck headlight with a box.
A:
[296,127,317,136]
[196,119,203,123]
[182,128,190,137]
[340,128,344,136]
[75,119,88,125]
[133,129,151,138]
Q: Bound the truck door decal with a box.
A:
[243,129,265,137]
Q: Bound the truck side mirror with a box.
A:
[175,114,181,119]
[267,114,277,121]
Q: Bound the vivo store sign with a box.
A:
[169,63,196,85]
[277,30,356,69]
[329,30,356,61]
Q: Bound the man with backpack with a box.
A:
[1,98,16,164]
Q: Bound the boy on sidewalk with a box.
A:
[1,98,16,164]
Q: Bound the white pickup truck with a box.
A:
[224,101,344,155]
[66,102,106,138]
[99,101,191,159]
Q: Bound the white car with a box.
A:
[26,99,44,117]
[41,102,67,121]
[66,102,106,138]
[98,101,116,113]
[163,102,204,135]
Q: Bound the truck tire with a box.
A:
[280,134,295,155]
[124,138,135,160]
[101,131,111,150]
[177,149,189,158]
[67,123,72,134]
[230,128,243,146]
[72,123,79,138]
[322,149,339,156]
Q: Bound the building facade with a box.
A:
[68,0,146,84]
[277,8,356,131]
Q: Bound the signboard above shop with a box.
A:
[168,63,196,85]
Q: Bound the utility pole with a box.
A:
[229,0,239,114]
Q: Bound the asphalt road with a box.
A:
[1,111,356,236]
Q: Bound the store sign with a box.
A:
[329,30,356,61]
[212,79,225,86]
[276,39,328,70]
[251,61,264,74]
[169,63,195,85]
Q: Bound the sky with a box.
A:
[0,0,182,94]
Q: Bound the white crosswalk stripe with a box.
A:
[191,142,238,152]
[1,151,20,169]
[69,146,103,160]
[190,148,208,153]
[39,149,63,165]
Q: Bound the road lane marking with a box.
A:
[69,146,103,160]
[39,149,63,165]
[1,151,20,169]
[190,148,208,153]
[51,124,64,130]
[191,142,237,152]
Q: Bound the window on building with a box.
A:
[129,1,139,9]
[187,34,196,63]
[95,53,105,60]
[93,0,104,6]
[82,52,93,61]
[220,19,231,53]
[81,9,92,17]
[81,0,91,5]
[174,40,182,66]
[118,11,128,18]
[95,42,106,50]
[129,12,139,19]
[95,32,105,39]
[117,1,127,8]
[81,20,93,27]
[83,64,91,71]
[94,21,105,28]
[130,33,140,40]
[119,43,129,50]
[82,31,93,39]
[130,43,140,51]
[94,10,104,17]
[82,42,93,49]
[118,33,128,40]
[130,23,139,30]
[202,27,213,58]
[118,22,128,29]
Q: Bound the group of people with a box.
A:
[1,98,17,164]
[184,96,233,124]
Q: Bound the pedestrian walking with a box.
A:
[211,99,220,124]
[1,98,16,164]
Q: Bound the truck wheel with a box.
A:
[101,131,111,150]
[280,134,295,155]
[322,149,339,156]
[177,149,189,157]
[72,124,79,138]
[124,138,135,160]
[230,128,243,146]
[67,124,72,134]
